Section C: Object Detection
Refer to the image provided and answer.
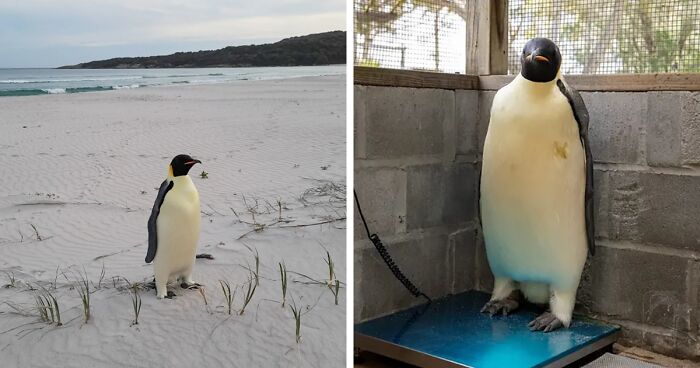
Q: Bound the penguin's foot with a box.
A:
[528,312,564,332]
[180,282,202,290]
[480,297,519,316]
[157,290,176,299]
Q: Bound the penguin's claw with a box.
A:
[180,282,202,290]
[480,298,519,316]
[528,312,563,332]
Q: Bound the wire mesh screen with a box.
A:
[354,0,467,73]
[354,1,700,75]
[509,0,700,74]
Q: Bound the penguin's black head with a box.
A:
[170,154,201,177]
[520,38,561,82]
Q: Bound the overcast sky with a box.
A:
[0,0,346,68]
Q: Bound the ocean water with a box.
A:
[0,65,345,97]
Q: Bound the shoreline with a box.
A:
[53,63,347,70]
[0,65,346,98]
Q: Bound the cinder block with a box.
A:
[406,163,477,231]
[364,86,454,159]
[406,164,444,230]
[355,234,450,321]
[609,317,700,360]
[455,90,479,157]
[593,168,610,239]
[608,170,644,243]
[646,92,682,166]
[639,172,700,251]
[592,170,643,243]
[582,92,646,164]
[476,91,496,153]
[354,167,406,240]
[680,92,700,165]
[577,246,693,332]
[450,227,479,294]
[586,170,700,251]
[444,163,478,228]
[354,85,367,159]
[646,92,700,167]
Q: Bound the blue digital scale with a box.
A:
[355,290,620,368]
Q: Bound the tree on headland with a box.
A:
[60,31,346,69]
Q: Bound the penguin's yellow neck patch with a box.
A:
[168,165,174,177]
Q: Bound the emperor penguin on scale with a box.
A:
[479,38,595,332]
[146,154,203,299]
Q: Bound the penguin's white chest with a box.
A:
[480,79,587,288]
[155,177,201,272]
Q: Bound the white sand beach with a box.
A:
[0,75,346,367]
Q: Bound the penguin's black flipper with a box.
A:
[557,79,595,256]
[146,180,174,263]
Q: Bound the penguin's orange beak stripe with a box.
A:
[534,55,549,62]
[185,160,201,165]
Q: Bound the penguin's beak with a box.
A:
[185,159,201,166]
[534,55,550,62]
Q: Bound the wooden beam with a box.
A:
[490,0,508,75]
[465,1,490,75]
[479,74,700,91]
[355,67,700,92]
[354,66,479,90]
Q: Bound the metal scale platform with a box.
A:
[355,290,620,368]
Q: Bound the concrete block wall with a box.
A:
[354,83,700,360]
[575,91,700,360]
[354,85,480,321]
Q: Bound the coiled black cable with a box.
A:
[354,190,431,303]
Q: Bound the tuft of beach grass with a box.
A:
[276,198,283,221]
[324,250,336,283]
[279,262,288,308]
[3,271,16,288]
[30,223,42,241]
[329,279,340,306]
[198,287,208,306]
[75,269,91,323]
[253,249,260,286]
[219,280,236,315]
[35,288,61,326]
[289,298,302,343]
[239,270,257,315]
[97,262,106,289]
[129,282,142,326]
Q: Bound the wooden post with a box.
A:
[466,0,508,75]
[490,0,508,74]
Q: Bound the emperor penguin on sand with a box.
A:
[146,154,202,299]
[479,38,595,332]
